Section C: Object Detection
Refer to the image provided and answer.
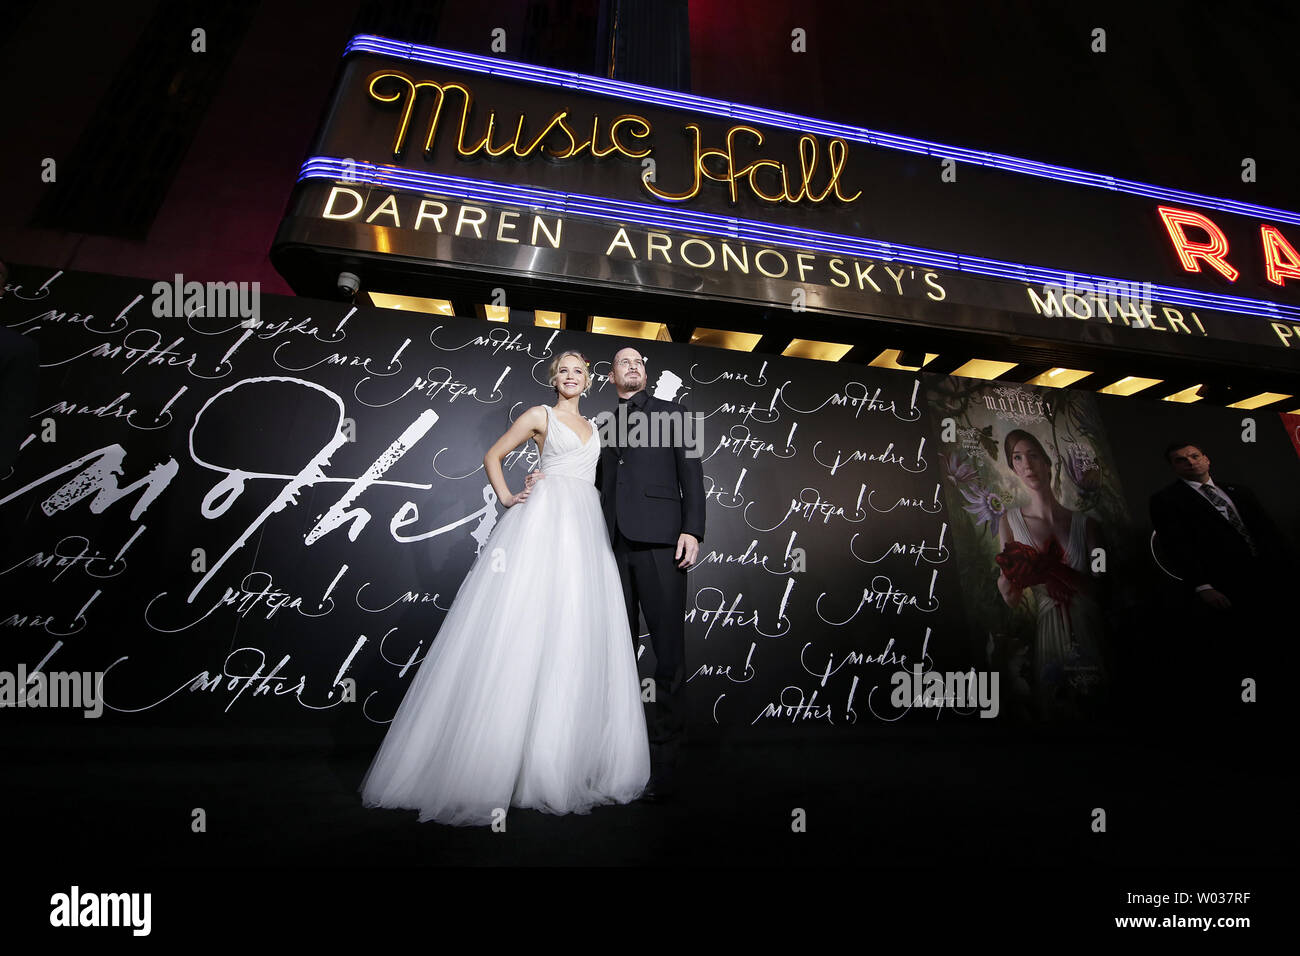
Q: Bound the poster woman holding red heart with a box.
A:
[995,429,1106,718]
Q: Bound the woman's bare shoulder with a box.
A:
[519,405,549,427]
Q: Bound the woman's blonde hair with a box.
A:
[547,349,591,392]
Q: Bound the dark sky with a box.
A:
[688,0,1299,212]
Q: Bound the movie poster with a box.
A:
[925,378,1133,721]
[1281,412,1300,462]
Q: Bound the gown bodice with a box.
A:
[1005,506,1088,610]
[538,405,599,482]
[1004,505,1104,699]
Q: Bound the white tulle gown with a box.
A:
[360,405,650,825]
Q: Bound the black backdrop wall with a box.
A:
[2,265,1297,740]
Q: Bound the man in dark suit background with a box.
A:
[1149,441,1288,718]
[596,346,705,800]
[1149,442,1283,611]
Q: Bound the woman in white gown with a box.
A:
[360,350,650,825]
[994,429,1105,718]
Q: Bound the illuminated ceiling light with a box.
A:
[483,304,509,322]
[303,158,1300,324]
[534,310,562,328]
[950,359,1018,380]
[782,339,854,362]
[1226,392,1293,409]
[868,349,938,371]
[368,292,455,315]
[1162,384,1205,403]
[344,34,1300,229]
[1098,376,1163,396]
[690,328,762,351]
[590,316,670,340]
[1025,368,1093,388]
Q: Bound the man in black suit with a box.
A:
[597,346,705,800]
[1149,441,1287,717]
[1149,442,1281,612]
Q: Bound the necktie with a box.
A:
[1199,484,1257,556]
[616,398,629,459]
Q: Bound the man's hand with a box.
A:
[675,532,699,569]
[1199,587,1232,609]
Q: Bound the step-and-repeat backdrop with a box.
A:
[2,266,1297,737]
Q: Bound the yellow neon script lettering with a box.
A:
[367,71,651,162]
[645,125,860,205]
[365,72,858,205]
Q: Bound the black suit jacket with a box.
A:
[595,389,706,547]
[1148,478,1282,600]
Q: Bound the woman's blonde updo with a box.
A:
[547,349,591,394]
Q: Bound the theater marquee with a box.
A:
[272,35,1300,358]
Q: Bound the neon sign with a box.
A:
[365,71,860,207]
[272,34,1300,355]
[1158,206,1300,287]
